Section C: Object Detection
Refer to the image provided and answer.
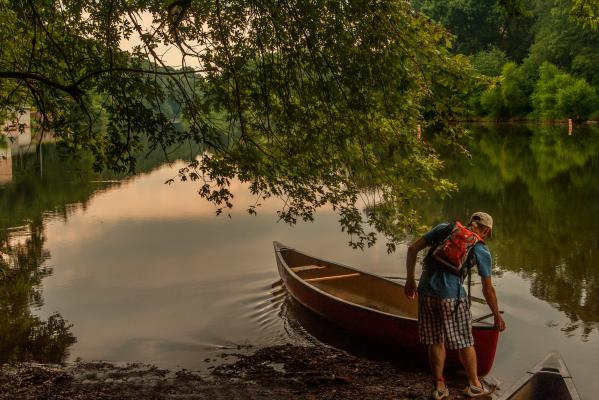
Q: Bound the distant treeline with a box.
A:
[414,0,599,120]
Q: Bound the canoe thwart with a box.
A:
[472,311,504,323]
[304,273,361,282]
[275,246,292,253]
[291,265,328,272]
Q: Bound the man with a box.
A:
[404,212,506,399]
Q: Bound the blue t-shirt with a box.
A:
[417,223,492,299]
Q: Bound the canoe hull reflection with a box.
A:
[273,241,499,376]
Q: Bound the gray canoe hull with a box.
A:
[497,351,580,400]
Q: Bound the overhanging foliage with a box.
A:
[0,0,473,250]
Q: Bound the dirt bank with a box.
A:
[0,344,475,399]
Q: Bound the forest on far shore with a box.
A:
[414,0,599,121]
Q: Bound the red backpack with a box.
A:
[431,221,482,277]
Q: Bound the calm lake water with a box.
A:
[1,124,598,399]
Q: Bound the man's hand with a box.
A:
[481,277,505,331]
[494,314,506,331]
[404,278,417,299]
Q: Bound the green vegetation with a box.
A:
[417,0,599,120]
[0,0,482,249]
[414,0,534,61]
[531,63,598,120]
[1,0,598,246]
[570,0,599,31]
[479,62,530,118]
[470,48,509,77]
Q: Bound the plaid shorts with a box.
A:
[418,294,474,350]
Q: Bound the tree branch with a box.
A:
[1,68,207,100]
[73,66,206,87]
[0,71,83,99]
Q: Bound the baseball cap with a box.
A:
[470,211,493,230]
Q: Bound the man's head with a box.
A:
[469,211,493,238]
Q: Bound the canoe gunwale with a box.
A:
[273,241,496,329]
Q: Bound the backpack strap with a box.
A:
[467,263,472,307]
[455,242,478,317]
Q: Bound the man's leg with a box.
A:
[429,342,447,390]
[458,346,482,388]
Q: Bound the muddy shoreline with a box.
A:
[0,344,481,399]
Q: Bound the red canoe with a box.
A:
[273,241,500,376]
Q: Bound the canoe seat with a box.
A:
[304,273,361,282]
[291,265,328,272]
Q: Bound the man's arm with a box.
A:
[404,237,427,299]
[480,277,506,331]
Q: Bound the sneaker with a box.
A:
[431,386,449,399]
[463,380,496,398]
[482,376,501,389]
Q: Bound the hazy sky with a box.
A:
[120,11,202,69]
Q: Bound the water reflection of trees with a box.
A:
[427,124,599,338]
[0,221,76,363]
[0,142,200,363]
[1,141,201,227]
[0,144,88,363]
